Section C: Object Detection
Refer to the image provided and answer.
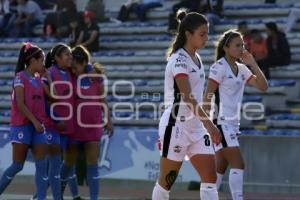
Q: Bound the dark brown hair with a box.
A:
[215,29,242,60]
[167,10,208,57]
[15,43,44,74]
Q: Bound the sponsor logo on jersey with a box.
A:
[175,63,187,69]
[190,68,197,73]
[228,75,233,79]
[47,134,52,141]
[173,145,182,153]
[180,116,185,122]
[230,133,236,140]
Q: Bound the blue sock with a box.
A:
[87,164,99,200]
[67,166,79,198]
[60,162,72,197]
[49,155,61,200]
[35,158,48,200]
[0,161,24,194]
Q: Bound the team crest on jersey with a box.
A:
[18,132,24,139]
[47,134,52,141]
[173,145,182,153]
[241,74,246,80]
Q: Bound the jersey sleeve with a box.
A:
[208,62,225,85]
[242,65,255,84]
[170,54,189,78]
[13,74,24,88]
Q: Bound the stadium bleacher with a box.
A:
[0,0,300,136]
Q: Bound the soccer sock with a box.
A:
[87,164,99,200]
[200,183,219,200]
[216,172,224,190]
[60,162,72,197]
[229,168,244,200]
[0,161,24,194]
[152,182,169,200]
[35,158,48,200]
[49,155,61,200]
[67,166,79,198]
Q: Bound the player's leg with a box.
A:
[32,143,48,200]
[61,141,80,199]
[152,125,184,200]
[47,131,62,200]
[0,124,32,194]
[152,157,182,200]
[84,141,100,200]
[215,149,229,190]
[222,147,245,200]
[189,134,218,200]
[217,124,244,200]
[0,143,28,194]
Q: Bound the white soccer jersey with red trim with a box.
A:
[160,48,206,130]
[208,57,254,126]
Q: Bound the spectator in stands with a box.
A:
[0,0,18,36]
[69,15,83,48]
[6,0,43,37]
[237,21,251,50]
[263,22,291,78]
[85,0,106,22]
[249,29,268,64]
[206,0,224,34]
[75,11,99,52]
[43,0,78,37]
[168,0,203,32]
[117,0,162,22]
[32,0,57,10]
[0,0,10,32]
[249,29,270,78]
[285,6,300,34]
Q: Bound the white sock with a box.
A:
[229,168,244,200]
[200,183,219,200]
[216,173,224,190]
[152,182,170,200]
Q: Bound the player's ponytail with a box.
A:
[167,10,208,57]
[216,29,241,61]
[15,42,43,74]
[92,62,106,75]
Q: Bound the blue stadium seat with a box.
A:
[133,79,147,86]
[268,79,296,87]
[270,113,300,120]
[147,80,162,87]
[243,95,262,103]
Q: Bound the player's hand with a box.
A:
[240,50,257,67]
[105,120,114,137]
[33,121,44,133]
[206,123,222,145]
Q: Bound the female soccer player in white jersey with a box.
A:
[203,30,268,200]
[152,10,222,200]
